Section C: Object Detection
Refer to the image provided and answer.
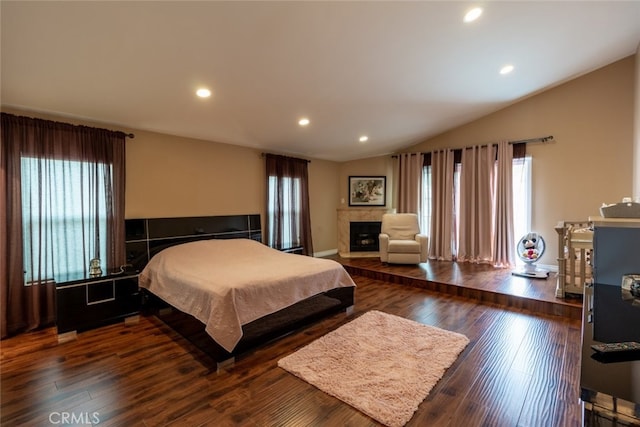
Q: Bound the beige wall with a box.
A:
[307,159,341,255]
[342,56,636,266]
[127,133,345,255]
[338,156,395,209]
[125,130,264,218]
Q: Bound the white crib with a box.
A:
[554,221,593,298]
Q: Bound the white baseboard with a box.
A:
[57,330,77,344]
[537,263,559,273]
[513,263,558,273]
[314,248,338,258]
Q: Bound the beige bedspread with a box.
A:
[139,238,356,352]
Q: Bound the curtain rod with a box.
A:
[261,152,311,163]
[1,112,136,139]
[391,135,554,158]
[509,135,553,145]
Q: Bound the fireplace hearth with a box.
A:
[350,221,381,252]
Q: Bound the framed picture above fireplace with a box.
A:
[348,176,386,206]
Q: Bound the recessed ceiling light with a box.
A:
[298,118,310,126]
[359,136,369,143]
[500,64,514,75]
[196,88,211,98]
[464,7,483,23]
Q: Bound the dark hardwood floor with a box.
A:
[1,267,584,427]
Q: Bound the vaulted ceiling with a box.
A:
[2,1,639,161]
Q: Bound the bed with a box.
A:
[125,215,356,370]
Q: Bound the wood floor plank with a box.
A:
[557,320,584,425]
[417,310,524,425]
[514,317,571,426]
[1,271,584,427]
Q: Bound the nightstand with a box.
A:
[56,271,140,342]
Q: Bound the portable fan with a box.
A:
[512,232,549,279]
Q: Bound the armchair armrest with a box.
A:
[379,233,390,262]
[415,234,428,262]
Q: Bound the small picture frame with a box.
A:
[349,176,386,206]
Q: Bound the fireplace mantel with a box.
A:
[337,208,395,258]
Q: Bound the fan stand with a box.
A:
[512,262,549,279]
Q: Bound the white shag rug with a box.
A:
[277,310,469,427]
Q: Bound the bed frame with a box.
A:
[125,214,355,371]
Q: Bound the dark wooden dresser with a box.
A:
[581,283,640,425]
[580,217,640,425]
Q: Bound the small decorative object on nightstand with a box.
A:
[89,258,102,277]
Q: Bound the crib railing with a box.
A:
[555,221,593,298]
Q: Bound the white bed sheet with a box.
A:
[138,238,356,352]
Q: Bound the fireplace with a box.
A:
[350,221,381,252]
[337,207,393,257]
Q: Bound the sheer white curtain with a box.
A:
[21,158,110,282]
[457,145,494,263]
[493,141,515,267]
[397,153,424,214]
[429,150,455,261]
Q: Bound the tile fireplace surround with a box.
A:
[337,207,395,258]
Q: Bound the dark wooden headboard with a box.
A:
[125,214,262,271]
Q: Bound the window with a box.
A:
[453,163,461,257]
[512,156,532,265]
[421,157,531,261]
[264,153,313,255]
[21,157,110,283]
[420,166,432,238]
[267,175,301,249]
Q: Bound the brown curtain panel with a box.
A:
[265,154,314,256]
[492,141,515,267]
[1,113,126,338]
[512,142,526,159]
[424,141,524,266]
[396,152,424,214]
[428,149,455,261]
[457,145,494,263]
